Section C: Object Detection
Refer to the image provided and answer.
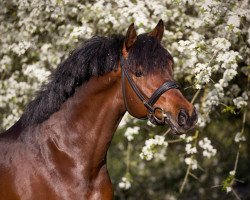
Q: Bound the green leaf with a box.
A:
[222,106,236,115]
[222,174,234,191]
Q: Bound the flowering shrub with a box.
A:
[0,0,249,199]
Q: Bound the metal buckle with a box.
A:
[152,107,166,124]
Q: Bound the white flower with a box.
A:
[9,41,32,56]
[185,144,197,154]
[70,26,93,39]
[227,15,241,28]
[233,93,248,109]
[211,38,231,52]
[124,127,140,141]
[184,157,198,170]
[154,135,167,146]
[196,112,209,127]
[216,51,241,65]
[199,137,217,158]
[140,135,168,161]
[186,136,193,143]
[193,63,212,87]
[226,187,232,193]
[118,177,131,190]
[229,170,235,176]
[179,40,191,46]
[234,132,246,143]
[180,134,186,140]
[23,64,51,82]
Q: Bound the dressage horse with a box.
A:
[0,20,197,200]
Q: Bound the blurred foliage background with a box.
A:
[0,0,250,199]
[108,112,250,199]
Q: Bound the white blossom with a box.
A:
[226,187,232,193]
[180,134,186,140]
[227,14,241,33]
[140,135,168,161]
[211,38,231,52]
[229,170,235,176]
[70,26,93,39]
[118,177,131,190]
[227,15,241,28]
[185,144,197,154]
[194,63,212,88]
[199,137,217,158]
[233,92,248,109]
[184,157,198,170]
[196,114,208,128]
[234,132,246,143]
[9,41,32,56]
[216,51,241,66]
[124,127,140,141]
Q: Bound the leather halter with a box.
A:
[120,57,180,125]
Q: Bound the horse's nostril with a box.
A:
[178,109,188,127]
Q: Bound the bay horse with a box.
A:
[0,20,197,200]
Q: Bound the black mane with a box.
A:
[21,34,173,127]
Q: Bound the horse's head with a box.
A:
[120,20,197,134]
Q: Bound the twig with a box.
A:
[180,156,192,193]
[227,74,249,198]
[232,189,241,200]
[233,74,249,175]
[189,172,199,180]
[126,142,131,175]
[198,164,205,172]
[191,89,201,104]
[163,128,171,136]
[234,178,244,184]
[180,131,199,193]
[167,138,183,144]
[211,184,223,189]
[233,149,240,174]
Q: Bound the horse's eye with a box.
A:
[135,71,143,77]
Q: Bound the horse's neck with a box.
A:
[38,71,125,177]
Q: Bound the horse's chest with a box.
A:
[0,161,113,200]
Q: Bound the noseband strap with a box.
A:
[120,57,180,121]
[147,81,179,106]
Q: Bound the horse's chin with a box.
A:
[166,118,196,135]
[164,118,186,135]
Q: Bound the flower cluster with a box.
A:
[140,135,168,161]
[185,144,197,155]
[180,134,193,143]
[234,132,246,143]
[233,92,248,109]
[0,0,249,132]
[9,41,32,56]
[198,137,217,158]
[124,127,140,141]
[118,177,131,190]
[184,157,198,170]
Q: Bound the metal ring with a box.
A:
[152,107,166,124]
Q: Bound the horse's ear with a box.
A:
[148,19,164,42]
[124,23,137,51]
